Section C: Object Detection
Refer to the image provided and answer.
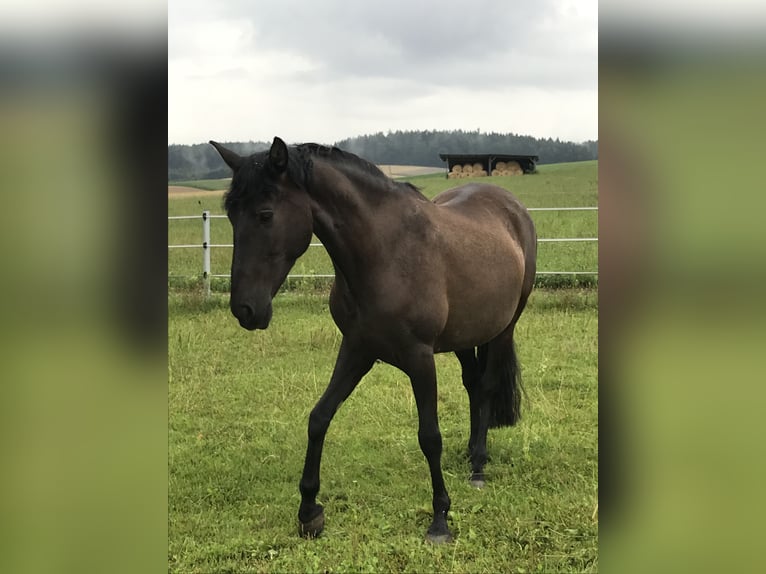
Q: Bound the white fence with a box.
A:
[169,207,598,294]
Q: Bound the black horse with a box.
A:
[211,137,537,543]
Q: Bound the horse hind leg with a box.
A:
[455,348,479,455]
[465,326,523,488]
[404,347,453,543]
[456,347,489,451]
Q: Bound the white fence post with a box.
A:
[202,211,211,297]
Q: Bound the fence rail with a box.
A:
[169,208,598,294]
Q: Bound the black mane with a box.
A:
[224,143,425,212]
[295,143,385,180]
[294,144,425,198]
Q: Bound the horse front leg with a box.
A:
[298,338,374,538]
[406,348,453,543]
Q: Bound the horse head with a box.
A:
[211,137,313,330]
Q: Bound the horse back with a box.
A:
[433,184,535,248]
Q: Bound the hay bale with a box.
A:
[491,169,500,176]
[451,164,463,173]
[495,161,507,171]
[462,164,474,174]
[476,170,487,177]
[472,162,483,172]
[448,172,458,179]
[507,161,522,175]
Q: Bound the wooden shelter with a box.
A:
[439,153,538,178]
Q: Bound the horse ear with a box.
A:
[269,136,288,173]
[209,141,243,172]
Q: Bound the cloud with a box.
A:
[214,0,595,88]
[168,0,597,144]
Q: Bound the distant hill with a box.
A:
[169,129,597,182]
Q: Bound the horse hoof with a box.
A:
[298,509,325,539]
[469,474,486,489]
[425,531,454,544]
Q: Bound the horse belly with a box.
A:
[436,292,519,352]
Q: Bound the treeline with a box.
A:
[169,130,597,181]
[169,141,270,181]
[336,130,597,168]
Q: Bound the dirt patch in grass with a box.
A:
[377,165,445,178]
[168,186,225,198]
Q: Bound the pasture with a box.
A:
[168,161,598,573]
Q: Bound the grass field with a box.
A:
[168,160,598,572]
[168,161,598,290]
[169,289,598,573]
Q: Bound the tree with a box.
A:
[168,131,598,181]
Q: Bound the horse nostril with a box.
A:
[234,303,254,322]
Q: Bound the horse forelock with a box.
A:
[223,152,271,212]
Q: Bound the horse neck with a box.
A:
[305,160,406,285]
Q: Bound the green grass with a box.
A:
[168,288,598,573]
[168,161,598,289]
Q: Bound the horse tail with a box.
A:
[484,328,524,429]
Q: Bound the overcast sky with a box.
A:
[168,0,598,146]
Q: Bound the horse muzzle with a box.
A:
[231,301,273,330]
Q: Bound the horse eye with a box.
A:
[259,210,274,223]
